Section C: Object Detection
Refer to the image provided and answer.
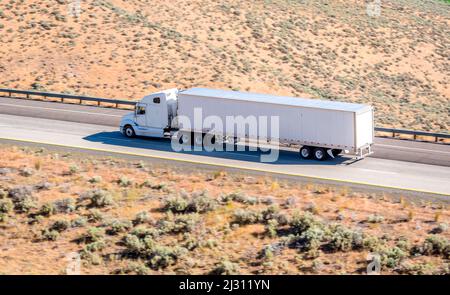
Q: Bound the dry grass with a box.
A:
[0,0,448,132]
[0,144,448,275]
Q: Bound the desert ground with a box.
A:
[0,144,448,275]
[0,0,448,132]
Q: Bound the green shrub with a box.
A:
[163,192,217,214]
[88,176,102,183]
[293,226,326,252]
[327,225,364,252]
[19,167,35,177]
[53,198,76,213]
[0,188,7,199]
[421,235,449,256]
[289,212,324,234]
[115,262,150,275]
[157,214,200,233]
[133,211,151,225]
[210,260,240,275]
[8,186,36,213]
[188,192,217,213]
[0,213,8,223]
[68,164,80,175]
[129,226,160,239]
[84,241,106,252]
[86,209,104,222]
[367,214,385,223]
[379,247,408,268]
[221,192,257,205]
[106,219,132,235]
[50,220,71,232]
[265,219,279,238]
[232,209,262,225]
[37,203,56,217]
[0,199,13,213]
[163,195,189,213]
[41,229,59,241]
[81,227,105,243]
[118,176,132,187]
[79,189,114,208]
[122,234,187,269]
[71,217,88,228]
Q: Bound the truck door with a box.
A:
[135,103,147,126]
[146,96,166,128]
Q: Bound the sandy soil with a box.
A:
[0,145,448,275]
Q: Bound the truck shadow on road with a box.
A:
[83,131,350,166]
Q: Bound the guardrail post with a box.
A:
[8,91,11,97]
[26,94,29,99]
[115,103,118,108]
[61,97,64,103]
[79,99,82,104]
[435,136,438,143]
[413,134,417,140]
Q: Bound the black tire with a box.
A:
[300,146,312,159]
[313,147,327,161]
[332,149,342,157]
[124,125,136,138]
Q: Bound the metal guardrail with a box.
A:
[0,88,137,109]
[0,88,448,143]
[374,127,449,142]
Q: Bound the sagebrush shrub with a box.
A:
[53,198,76,213]
[41,229,59,241]
[289,212,324,234]
[86,209,104,223]
[81,227,105,243]
[421,235,449,256]
[50,219,71,232]
[210,260,240,275]
[133,211,151,225]
[164,192,217,214]
[379,246,408,268]
[327,225,364,252]
[8,186,36,213]
[232,209,262,225]
[79,189,114,208]
[106,219,132,235]
[157,213,200,233]
[0,198,13,213]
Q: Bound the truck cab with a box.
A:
[120,88,178,138]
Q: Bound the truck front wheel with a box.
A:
[124,125,136,138]
[300,146,312,159]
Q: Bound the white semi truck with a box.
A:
[119,88,374,161]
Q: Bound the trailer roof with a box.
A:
[181,88,371,113]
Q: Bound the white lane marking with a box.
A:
[376,143,450,155]
[0,103,123,117]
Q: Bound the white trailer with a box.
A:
[120,88,374,160]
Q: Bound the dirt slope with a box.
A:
[0,0,448,131]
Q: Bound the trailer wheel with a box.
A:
[332,149,342,157]
[124,125,136,138]
[300,146,312,159]
[313,147,327,161]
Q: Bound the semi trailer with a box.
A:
[119,88,374,161]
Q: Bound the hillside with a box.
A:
[0,144,449,274]
[0,0,448,131]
